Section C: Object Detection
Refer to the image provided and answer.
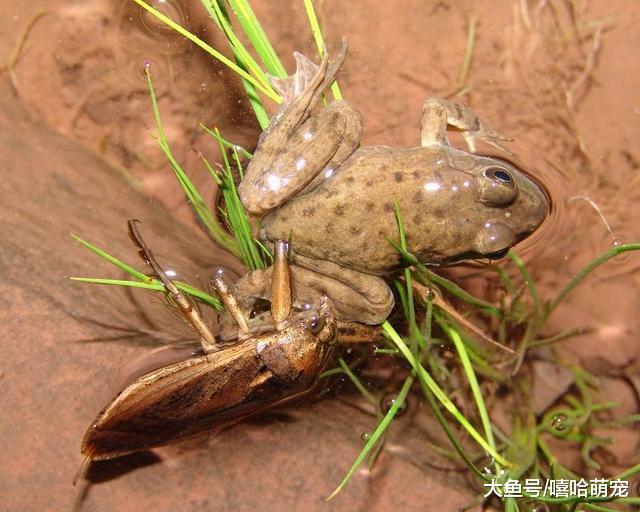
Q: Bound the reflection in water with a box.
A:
[137,0,189,38]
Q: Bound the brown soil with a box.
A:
[1,0,638,510]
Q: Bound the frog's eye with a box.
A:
[484,167,514,186]
[306,316,326,336]
[477,166,518,206]
[486,247,510,260]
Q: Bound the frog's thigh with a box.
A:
[302,100,363,191]
[293,255,393,325]
[239,100,363,216]
[420,97,508,152]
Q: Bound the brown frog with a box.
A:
[222,41,549,338]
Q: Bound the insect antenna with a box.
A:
[127,219,217,353]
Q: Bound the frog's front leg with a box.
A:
[421,97,512,153]
[239,41,363,216]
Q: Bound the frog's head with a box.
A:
[438,156,549,263]
[468,158,549,261]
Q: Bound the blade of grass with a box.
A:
[70,234,222,309]
[337,357,378,407]
[200,123,253,159]
[382,321,512,468]
[144,68,241,259]
[547,243,640,316]
[71,277,222,310]
[327,373,414,499]
[199,130,269,270]
[226,0,287,77]
[132,0,279,103]
[202,0,273,127]
[302,0,342,100]
[71,233,148,281]
[388,239,500,314]
[442,323,500,474]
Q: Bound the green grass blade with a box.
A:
[144,69,241,259]
[387,238,499,314]
[508,252,542,316]
[382,321,512,468]
[205,0,271,89]
[70,235,222,309]
[337,357,378,407]
[71,233,148,281]
[200,123,253,159]
[132,0,280,103]
[547,243,640,316]
[327,373,414,499]
[302,0,342,100]
[442,323,499,472]
[202,0,274,127]
[70,277,221,310]
[202,128,269,270]
[226,0,287,77]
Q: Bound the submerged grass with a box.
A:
[72,1,640,509]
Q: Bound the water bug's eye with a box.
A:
[306,316,326,335]
[486,247,510,260]
[484,167,513,185]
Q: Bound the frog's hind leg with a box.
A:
[292,254,394,325]
[239,40,363,216]
[420,97,513,153]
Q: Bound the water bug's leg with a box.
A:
[210,274,251,340]
[337,322,381,344]
[128,220,217,353]
[271,240,292,330]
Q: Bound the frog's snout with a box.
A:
[473,221,516,259]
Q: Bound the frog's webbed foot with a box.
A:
[268,53,319,107]
[421,97,513,154]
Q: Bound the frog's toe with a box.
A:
[268,52,321,106]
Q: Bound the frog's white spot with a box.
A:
[451,185,459,193]
[295,158,307,171]
[302,131,313,140]
[463,181,470,188]
[504,212,512,218]
[324,168,334,178]
[165,269,177,278]
[424,181,441,192]
[485,222,492,228]
[267,173,282,191]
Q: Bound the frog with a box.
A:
[220,40,549,339]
